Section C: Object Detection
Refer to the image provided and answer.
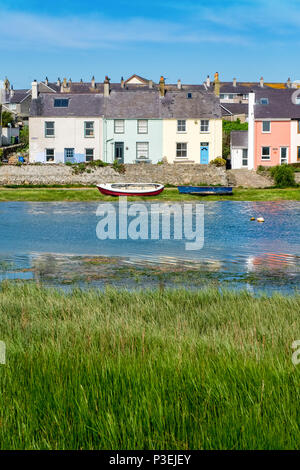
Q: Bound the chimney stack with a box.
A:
[260,77,264,88]
[10,85,14,98]
[206,75,211,87]
[68,78,72,87]
[120,76,125,89]
[104,76,110,97]
[45,77,49,85]
[214,72,220,97]
[4,77,10,90]
[57,78,61,87]
[32,80,38,100]
[91,76,96,89]
[159,76,165,97]
[233,77,237,87]
[287,77,291,88]
[148,80,153,89]
[177,79,182,90]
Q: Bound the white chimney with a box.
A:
[260,77,264,88]
[10,85,14,98]
[121,77,125,89]
[148,80,153,89]
[57,78,61,87]
[91,76,96,89]
[247,91,255,170]
[287,78,291,88]
[233,77,237,87]
[32,80,38,100]
[206,75,211,87]
[45,77,49,85]
[104,76,110,97]
[177,79,182,90]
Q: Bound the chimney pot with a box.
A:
[104,76,110,97]
[148,79,153,89]
[177,79,182,90]
[91,76,96,88]
[159,76,165,97]
[57,78,61,86]
[260,77,264,87]
[45,77,48,85]
[214,72,220,97]
[121,76,125,88]
[206,75,211,87]
[233,77,237,87]
[287,77,291,88]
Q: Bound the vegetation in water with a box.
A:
[0,282,299,450]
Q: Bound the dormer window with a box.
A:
[260,98,269,105]
[54,99,69,107]
[187,92,192,99]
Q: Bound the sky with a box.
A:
[1,0,300,89]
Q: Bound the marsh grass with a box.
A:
[0,187,299,202]
[0,282,299,449]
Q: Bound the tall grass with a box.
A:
[0,282,299,449]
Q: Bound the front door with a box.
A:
[115,142,124,163]
[200,143,209,164]
[280,147,288,164]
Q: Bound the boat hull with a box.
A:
[177,186,233,196]
[97,184,164,197]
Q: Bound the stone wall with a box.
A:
[0,163,228,186]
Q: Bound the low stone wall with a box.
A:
[0,163,228,186]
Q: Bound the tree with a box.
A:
[19,126,29,146]
[1,111,14,127]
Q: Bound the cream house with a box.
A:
[161,89,222,163]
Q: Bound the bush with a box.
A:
[19,126,29,146]
[270,164,296,187]
[209,157,226,167]
[112,160,126,174]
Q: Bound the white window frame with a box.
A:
[136,142,149,161]
[45,121,55,138]
[176,142,187,158]
[137,120,148,134]
[114,119,125,134]
[85,148,94,162]
[177,120,186,133]
[84,121,94,138]
[262,121,271,133]
[261,146,271,160]
[242,148,248,167]
[45,148,55,162]
[200,120,209,133]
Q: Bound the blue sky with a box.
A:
[1,0,300,88]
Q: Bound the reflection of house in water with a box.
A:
[246,253,300,274]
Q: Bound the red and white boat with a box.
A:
[97,183,164,197]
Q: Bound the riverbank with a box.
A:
[0,282,299,449]
[0,186,299,201]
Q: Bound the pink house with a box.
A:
[247,88,300,169]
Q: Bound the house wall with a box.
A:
[162,119,223,163]
[231,147,248,169]
[254,120,291,168]
[1,127,19,145]
[103,119,163,164]
[291,120,300,163]
[29,117,103,163]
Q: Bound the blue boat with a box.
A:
[178,186,233,196]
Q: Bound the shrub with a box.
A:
[112,160,126,174]
[209,157,226,167]
[270,164,296,187]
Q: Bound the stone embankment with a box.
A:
[0,163,228,187]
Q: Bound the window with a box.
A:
[54,99,69,107]
[177,120,186,132]
[296,96,300,105]
[262,121,271,133]
[220,94,225,99]
[298,120,300,133]
[260,98,269,105]
[114,120,124,133]
[200,120,209,132]
[187,92,192,99]
[45,148,54,162]
[176,143,187,158]
[136,142,149,160]
[84,121,94,137]
[243,94,249,100]
[298,147,300,161]
[85,148,94,162]
[242,149,248,167]
[261,146,270,160]
[137,120,148,134]
[45,121,55,137]
[64,148,74,160]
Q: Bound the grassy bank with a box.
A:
[0,282,299,449]
[0,186,299,202]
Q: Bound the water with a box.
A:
[0,200,299,295]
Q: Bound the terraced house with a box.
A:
[29,74,223,164]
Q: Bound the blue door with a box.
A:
[200,143,209,164]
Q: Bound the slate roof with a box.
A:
[231,130,248,148]
[221,103,248,116]
[30,93,105,117]
[254,88,300,119]
[30,88,222,119]
[219,82,288,94]
[3,89,31,104]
